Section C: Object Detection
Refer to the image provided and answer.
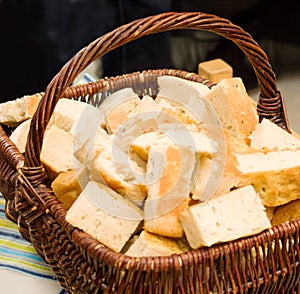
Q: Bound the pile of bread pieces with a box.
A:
[1,75,300,257]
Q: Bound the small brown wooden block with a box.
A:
[198,58,233,83]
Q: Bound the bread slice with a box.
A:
[129,95,162,117]
[99,88,141,134]
[156,76,211,132]
[190,128,248,201]
[73,126,111,167]
[125,231,183,257]
[47,98,100,133]
[47,98,102,153]
[236,150,300,206]
[39,98,102,178]
[155,98,202,131]
[40,125,76,178]
[204,78,258,149]
[265,206,276,222]
[271,199,300,226]
[249,118,300,151]
[157,75,211,101]
[51,168,89,209]
[66,181,143,252]
[180,185,271,248]
[9,119,31,153]
[0,93,42,126]
[218,129,248,190]
[130,131,173,161]
[110,98,161,155]
[144,200,189,238]
[110,95,163,148]
[131,129,214,161]
[90,142,147,205]
[146,144,196,202]
[144,144,196,237]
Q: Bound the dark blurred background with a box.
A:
[0,0,299,102]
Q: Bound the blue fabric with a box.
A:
[0,194,66,293]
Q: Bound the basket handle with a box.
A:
[24,11,290,168]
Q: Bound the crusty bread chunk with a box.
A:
[204,78,258,149]
[156,75,212,131]
[155,98,202,131]
[0,93,42,126]
[99,88,141,134]
[111,107,160,155]
[39,98,102,178]
[110,96,163,144]
[271,199,300,226]
[217,130,249,192]
[90,142,147,205]
[157,75,211,101]
[191,130,248,201]
[249,118,300,151]
[144,200,189,238]
[51,168,89,209]
[73,126,111,167]
[144,144,196,237]
[130,131,172,161]
[125,231,183,257]
[129,95,162,117]
[66,181,143,252]
[265,206,276,222]
[9,119,31,153]
[40,125,76,178]
[48,98,102,153]
[180,185,271,248]
[131,129,214,162]
[146,144,196,203]
[236,150,300,206]
[48,98,101,133]
[132,95,202,132]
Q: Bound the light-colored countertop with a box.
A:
[0,269,63,294]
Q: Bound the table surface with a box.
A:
[0,268,63,294]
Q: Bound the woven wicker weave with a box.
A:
[0,12,299,293]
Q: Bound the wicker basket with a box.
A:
[0,12,299,293]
